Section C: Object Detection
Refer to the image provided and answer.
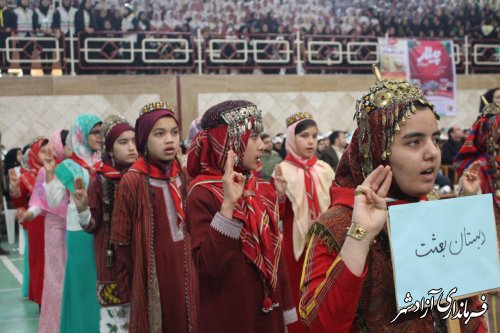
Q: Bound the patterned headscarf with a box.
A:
[49,129,68,162]
[21,137,48,194]
[454,103,500,208]
[335,72,438,200]
[187,100,263,177]
[187,100,281,313]
[69,114,102,167]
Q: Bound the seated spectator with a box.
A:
[441,125,465,165]
[260,133,282,181]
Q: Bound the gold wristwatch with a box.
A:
[347,222,367,241]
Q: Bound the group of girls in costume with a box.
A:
[7,77,496,333]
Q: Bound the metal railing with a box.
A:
[0,30,498,75]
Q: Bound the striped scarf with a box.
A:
[454,113,500,208]
[129,157,186,226]
[188,173,282,311]
[284,153,321,221]
[21,138,47,194]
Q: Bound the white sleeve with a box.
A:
[78,207,91,227]
[27,206,42,219]
[43,177,66,208]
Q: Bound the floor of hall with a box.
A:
[0,239,39,333]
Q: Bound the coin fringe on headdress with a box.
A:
[354,65,437,178]
[286,112,313,127]
[140,101,175,116]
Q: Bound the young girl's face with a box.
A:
[38,144,48,163]
[87,124,102,152]
[388,107,441,197]
[294,125,318,159]
[242,131,264,170]
[146,117,179,162]
[16,149,22,163]
[111,130,138,165]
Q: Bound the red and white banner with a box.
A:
[379,39,457,116]
[408,39,457,116]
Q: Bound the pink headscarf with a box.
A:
[29,129,70,218]
[49,129,66,162]
[285,121,313,164]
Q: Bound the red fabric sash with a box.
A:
[96,162,125,180]
[71,153,97,175]
[285,153,321,220]
[129,157,186,225]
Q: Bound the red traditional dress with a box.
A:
[11,138,46,305]
[110,103,195,333]
[299,78,487,333]
[186,100,297,333]
[454,103,500,333]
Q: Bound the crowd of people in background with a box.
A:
[0,0,498,41]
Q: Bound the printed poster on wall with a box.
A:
[378,38,409,80]
[408,39,457,117]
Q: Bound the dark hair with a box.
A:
[329,130,342,144]
[279,137,287,159]
[294,119,317,135]
[60,129,69,146]
[480,87,500,113]
[4,148,21,172]
[22,144,30,154]
[260,133,270,141]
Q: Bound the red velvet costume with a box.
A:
[299,79,487,333]
[11,138,46,305]
[186,100,297,333]
[110,103,195,333]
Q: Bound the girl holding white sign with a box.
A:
[299,67,485,333]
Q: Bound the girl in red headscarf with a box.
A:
[274,112,335,333]
[299,77,486,333]
[454,103,500,231]
[9,137,48,305]
[186,100,297,333]
[110,102,195,333]
[454,102,500,333]
[76,115,138,332]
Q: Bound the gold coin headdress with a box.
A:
[354,65,437,178]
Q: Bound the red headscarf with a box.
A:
[333,79,438,206]
[454,110,500,208]
[187,100,281,312]
[21,137,48,194]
